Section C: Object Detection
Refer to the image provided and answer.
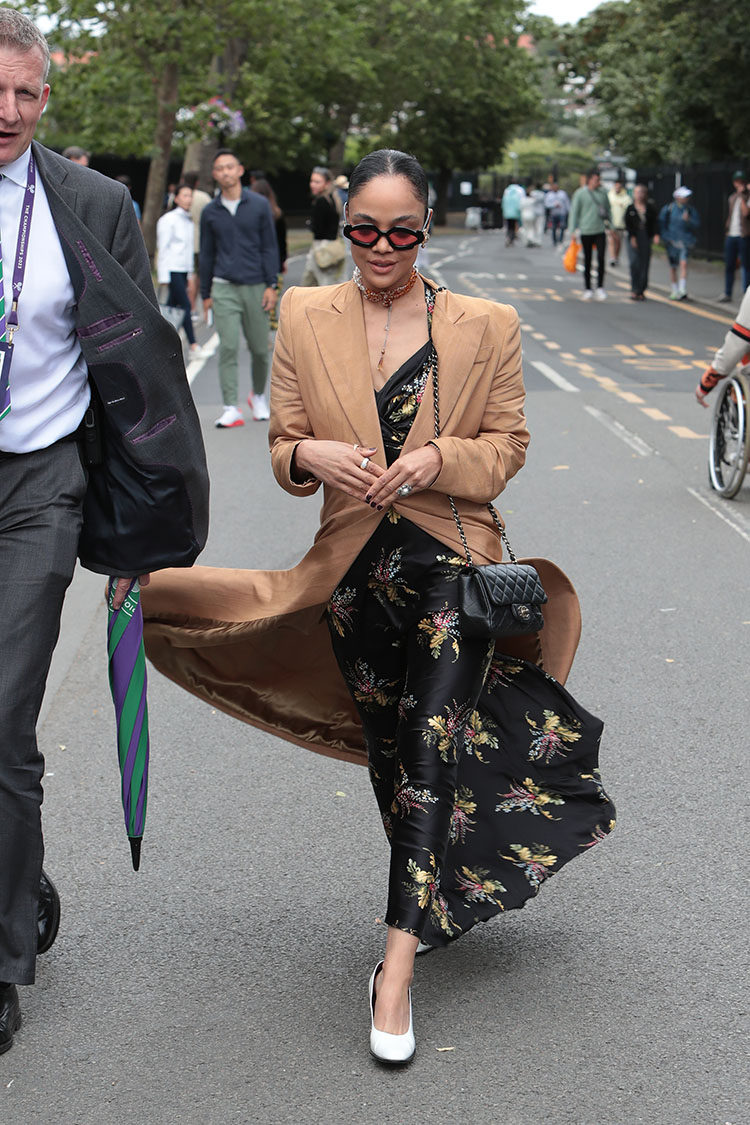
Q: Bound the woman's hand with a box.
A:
[364,444,443,509]
[294,440,385,500]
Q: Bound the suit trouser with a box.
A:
[0,441,86,984]
[211,281,269,402]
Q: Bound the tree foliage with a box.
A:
[21,0,539,241]
[557,0,750,165]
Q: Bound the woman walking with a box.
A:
[251,178,287,331]
[624,183,659,300]
[302,165,346,286]
[143,149,615,1066]
[156,183,199,351]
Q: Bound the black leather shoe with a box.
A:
[37,869,61,955]
[0,984,21,1055]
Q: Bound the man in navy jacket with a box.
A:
[200,150,279,426]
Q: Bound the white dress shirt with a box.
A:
[0,146,89,454]
[156,206,195,284]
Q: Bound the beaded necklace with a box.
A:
[353,266,420,371]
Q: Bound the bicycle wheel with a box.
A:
[708,371,750,498]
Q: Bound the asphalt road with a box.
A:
[2,234,747,1125]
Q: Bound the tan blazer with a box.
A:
[142,278,581,767]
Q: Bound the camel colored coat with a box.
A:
[142,279,582,766]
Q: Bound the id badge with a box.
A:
[0,341,13,420]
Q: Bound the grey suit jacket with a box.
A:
[33,142,209,576]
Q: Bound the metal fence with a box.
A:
[637,159,750,259]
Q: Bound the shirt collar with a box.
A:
[0,145,32,188]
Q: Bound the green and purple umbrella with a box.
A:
[107,578,150,871]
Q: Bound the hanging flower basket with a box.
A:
[175,97,246,142]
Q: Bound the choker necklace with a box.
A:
[353,267,420,371]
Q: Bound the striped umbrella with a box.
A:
[107,578,150,871]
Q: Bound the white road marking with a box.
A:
[186,332,219,385]
[530,360,581,393]
[686,488,750,545]
[584,404,654,456]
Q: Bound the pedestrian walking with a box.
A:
[568,168,612,300]
[0,9,208,1056]
[199,148,280,427]
[251,177,287,332]
[501,177,524,246]
[544,180,569,245]
[156,183,199,351]
[718,170,750,303]
[658,186,700,301]
[302,165,346,286]
[142,147,615,1068]
[521,183,545,247]
[182,170,212,310]
[624,183,659,300]
[607,176,630,267]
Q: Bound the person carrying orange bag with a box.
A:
[563,237,580,272]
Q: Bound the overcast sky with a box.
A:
[528,0,603,22]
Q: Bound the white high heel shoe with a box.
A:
[416,940,434,955]
[368,961,416,1065]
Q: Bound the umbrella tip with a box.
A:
[129,837,142,871]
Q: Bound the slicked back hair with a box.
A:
[348,149,429,219]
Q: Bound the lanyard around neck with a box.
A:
[1,152,37,344]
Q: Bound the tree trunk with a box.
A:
[142,60,180,261]
[181,137,219,194]
[433,166,453,226]
[326,111,353,174]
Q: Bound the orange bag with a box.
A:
[563,238,580,272]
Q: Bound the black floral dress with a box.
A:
[326,288,615,947]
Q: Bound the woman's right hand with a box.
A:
[294,440,385,502]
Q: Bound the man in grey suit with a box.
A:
[0,11,209,1053]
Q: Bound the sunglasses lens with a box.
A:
[348,225,380,246]
[388,228,420,248]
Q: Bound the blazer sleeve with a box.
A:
[110,185,158,305]
[429,307,529,503]
[269,287,322,497]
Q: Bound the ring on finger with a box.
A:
[397,483,413,497]
[360,457,370,470]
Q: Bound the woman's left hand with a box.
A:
[364,444,443,509]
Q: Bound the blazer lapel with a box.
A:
[307,283,385,457]
[403,289,490,450]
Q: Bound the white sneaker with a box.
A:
[582,289,593,301]
[215,405,245,429]
[595,287,607,301]
[249,392,270,421]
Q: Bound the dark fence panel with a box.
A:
[637,159,750,258]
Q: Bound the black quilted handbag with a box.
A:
[430,352,547,640]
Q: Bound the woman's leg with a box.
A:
[169,272,195,345]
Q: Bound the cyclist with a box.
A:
[696,286,750,406]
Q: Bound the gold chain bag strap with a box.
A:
[428,305,547,639]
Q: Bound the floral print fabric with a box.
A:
[327,517,615,946]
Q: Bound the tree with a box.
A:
[392,0,539,222]
[33,0,231,254]
[557,0,750,165]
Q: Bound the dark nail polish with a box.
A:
[370,502,378,508]
[365,495,372,503]
[377,505,383,511]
